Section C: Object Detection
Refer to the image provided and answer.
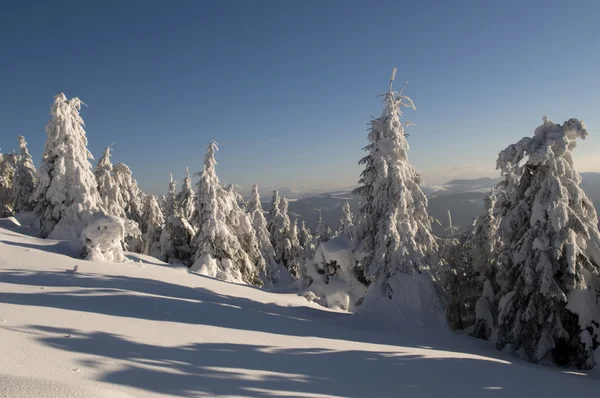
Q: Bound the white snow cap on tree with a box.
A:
[494,117,600,368]
[190,142,260,284]
[142,194,165,257]
[32,93,102,240]
[159,174,195,265]
[354,70,442,320]
[95,146,126,218]
[247,184,280,285]
[12,136,37,213]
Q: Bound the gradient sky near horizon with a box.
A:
[1,0,599,194]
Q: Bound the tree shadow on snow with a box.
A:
[0,239,80,258]
[5,324,598,398]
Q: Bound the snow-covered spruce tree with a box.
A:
[224,184,265,286]
[141,194,165,257]
[32,94,102,239]
[442,201,501,335]
[315,209,331,243]
[190,142,260,285]
[270,196,297,274]
[12,136,37,213]
[494,117,600,369]
[299,220,316,259]
[247,184,280,285]
[175,167,195,221]
[159,174,195,265]
[95,146,126,218]
[267,190,280,238]
[112,162,145,227]
[0,152,19,217]
[353,69,441,318]
[337,201,355,242]
[287,218,304,278]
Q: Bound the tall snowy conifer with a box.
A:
[299,220,316,259]
[142,194,165,257]
[190,142,260,284]
[0,152,18,217]
[315,209,330,243]
[95,146,126,218]
[12,136,37,213]
[354,69,441,317]
[176,167,195,221]
[247,184,280,285]
[113,162,145,227]
[33,93,101,239]
[337,201,355,242]
[494,117,600,368]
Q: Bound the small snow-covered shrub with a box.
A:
[81,214,141,262]
[301,235,366,311]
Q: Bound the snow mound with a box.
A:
[0,216,21,228]
[302,235,366,311]
[81,214,141,262]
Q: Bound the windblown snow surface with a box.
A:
[0,218,599,397]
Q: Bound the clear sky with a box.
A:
[1,0,599,194]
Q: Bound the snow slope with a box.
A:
[0,219,599,397]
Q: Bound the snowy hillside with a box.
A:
[0,219,599,397]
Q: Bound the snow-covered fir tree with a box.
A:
[112,162,145,227]
[247,184,280,285]
[353,70,441,317]
[299,220,316,259]
[224,184,265,286]
[494,117,600,369]
[12,136,37,213]
[267,190,280,237]
[94,146,126,218]
[287,218,304,278]
[175,167,195,221]
[337,201,355,242]
[159,174,195,265]
[315,209,331,243]
[190,142,260,285]
[0,152,19,217]
[141,194,165,257]
[270,196,296,273]
[32,93,102,239]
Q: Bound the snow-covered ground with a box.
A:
[0,219,599,397]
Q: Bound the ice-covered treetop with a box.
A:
[204,141,218,172]
[46,93,92,160]
[97,146,113,170]
[497,117,588,175]
[380,67,416,119]
[247,184,262,213]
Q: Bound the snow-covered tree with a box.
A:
[353,70,441,317]
[175,167,195,221]
[190,142,260,284]
[337,202,355,242]
[315,209,331,243]
[32,93,102,240]
[247,184,280,285]
[267,190,280,237]
[142,195,165,257]
[287,218,304,278]
[159,174,196,265]
[299,220,316,259]
[95,146,126,218]
[112,162,145,228]
[0,152,18,217]
[82,214,141,262]
[269,196,297,273]
[12,136,37,213]
[494,117,600,369]
[224,184,265,286]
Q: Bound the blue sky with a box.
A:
[1,0,599,194]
